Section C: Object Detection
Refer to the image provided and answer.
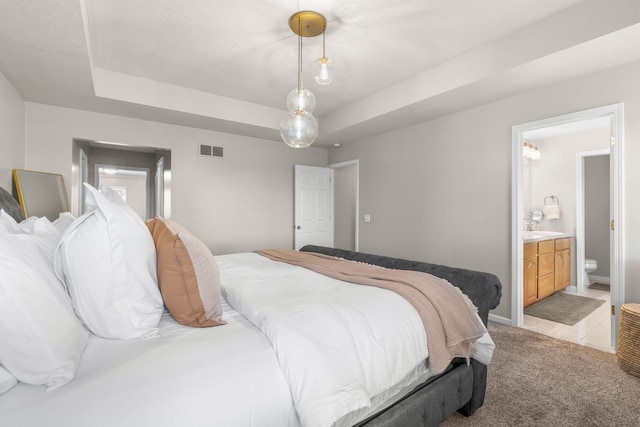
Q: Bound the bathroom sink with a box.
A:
[522,230,564,240]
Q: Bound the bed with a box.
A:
[0,184,502,426]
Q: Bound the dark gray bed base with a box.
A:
[299,245,502,427]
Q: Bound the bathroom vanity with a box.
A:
[523,234,572,307]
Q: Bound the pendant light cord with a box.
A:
[322,30,326,58]
[297,17,303,90]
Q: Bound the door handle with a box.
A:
[296,225,301,230]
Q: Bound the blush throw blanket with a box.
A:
[258,248,487,375]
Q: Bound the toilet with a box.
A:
[583,259,598,287]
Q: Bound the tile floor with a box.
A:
[522,286,614,353]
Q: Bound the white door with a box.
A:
[294,165,334,250]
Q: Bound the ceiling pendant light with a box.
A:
[280,110,319,148]
[280,11,328,148]
[286,87,316,113]
[313,31,334,85]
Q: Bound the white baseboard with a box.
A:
[488,313,511,325]
[589,275,610,283]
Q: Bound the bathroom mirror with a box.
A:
[12,169,70,221]
[529,209,544,223]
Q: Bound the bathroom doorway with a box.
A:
[576,150,611,294]
[95,164,150,220]
[73,139,171,220]
[511,103,624,352]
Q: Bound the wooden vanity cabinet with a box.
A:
[523,237,572,307]
[523,243,538,307]
[554,238,571,291]
[537,240,555,300]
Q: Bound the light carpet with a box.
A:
[443,322,640,426]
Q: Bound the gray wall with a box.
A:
[333,163,357,251]
[4,57,640,321]
[22,102,328,255]
[329,59,640,320]
[585,155,610,277]
[89,147,158,178]
[527,128,610,234]
[0,72,25,190]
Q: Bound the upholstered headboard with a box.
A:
[0,186,25,222]
[300,245,502,326]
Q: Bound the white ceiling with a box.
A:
[1,0,640,147]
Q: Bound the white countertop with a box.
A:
[523,231,573,243]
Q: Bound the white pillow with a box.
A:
[54,184,163,339]
[0,210,73,237]
[0,227,88,390]
[0,365,18,395]
[0,209,23,234]
[15,215,38,231]
[52,212,76,234]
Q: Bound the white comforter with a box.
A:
[219,252,478,427]
[0,301,301,427]
[0,252,493,427]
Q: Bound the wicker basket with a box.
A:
[618,303,640,377]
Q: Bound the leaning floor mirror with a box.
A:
[12,169,70,221]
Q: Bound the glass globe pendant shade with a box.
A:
[280,110,319,148]
[313,57,334,85]
[286,87,316,113]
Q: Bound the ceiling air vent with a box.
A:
[199,144,223,158]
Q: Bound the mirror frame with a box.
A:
[529,209,544,223]
[12,169,70,220]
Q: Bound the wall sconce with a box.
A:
[523,142,541,160]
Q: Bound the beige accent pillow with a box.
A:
[146,218,225,327]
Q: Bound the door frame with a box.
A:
[511,102,624,350]
[79,148,88,215]
[575,149,610,294]
[329,159,360,252]
[293,162,360,251]
[155,157,165,218]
